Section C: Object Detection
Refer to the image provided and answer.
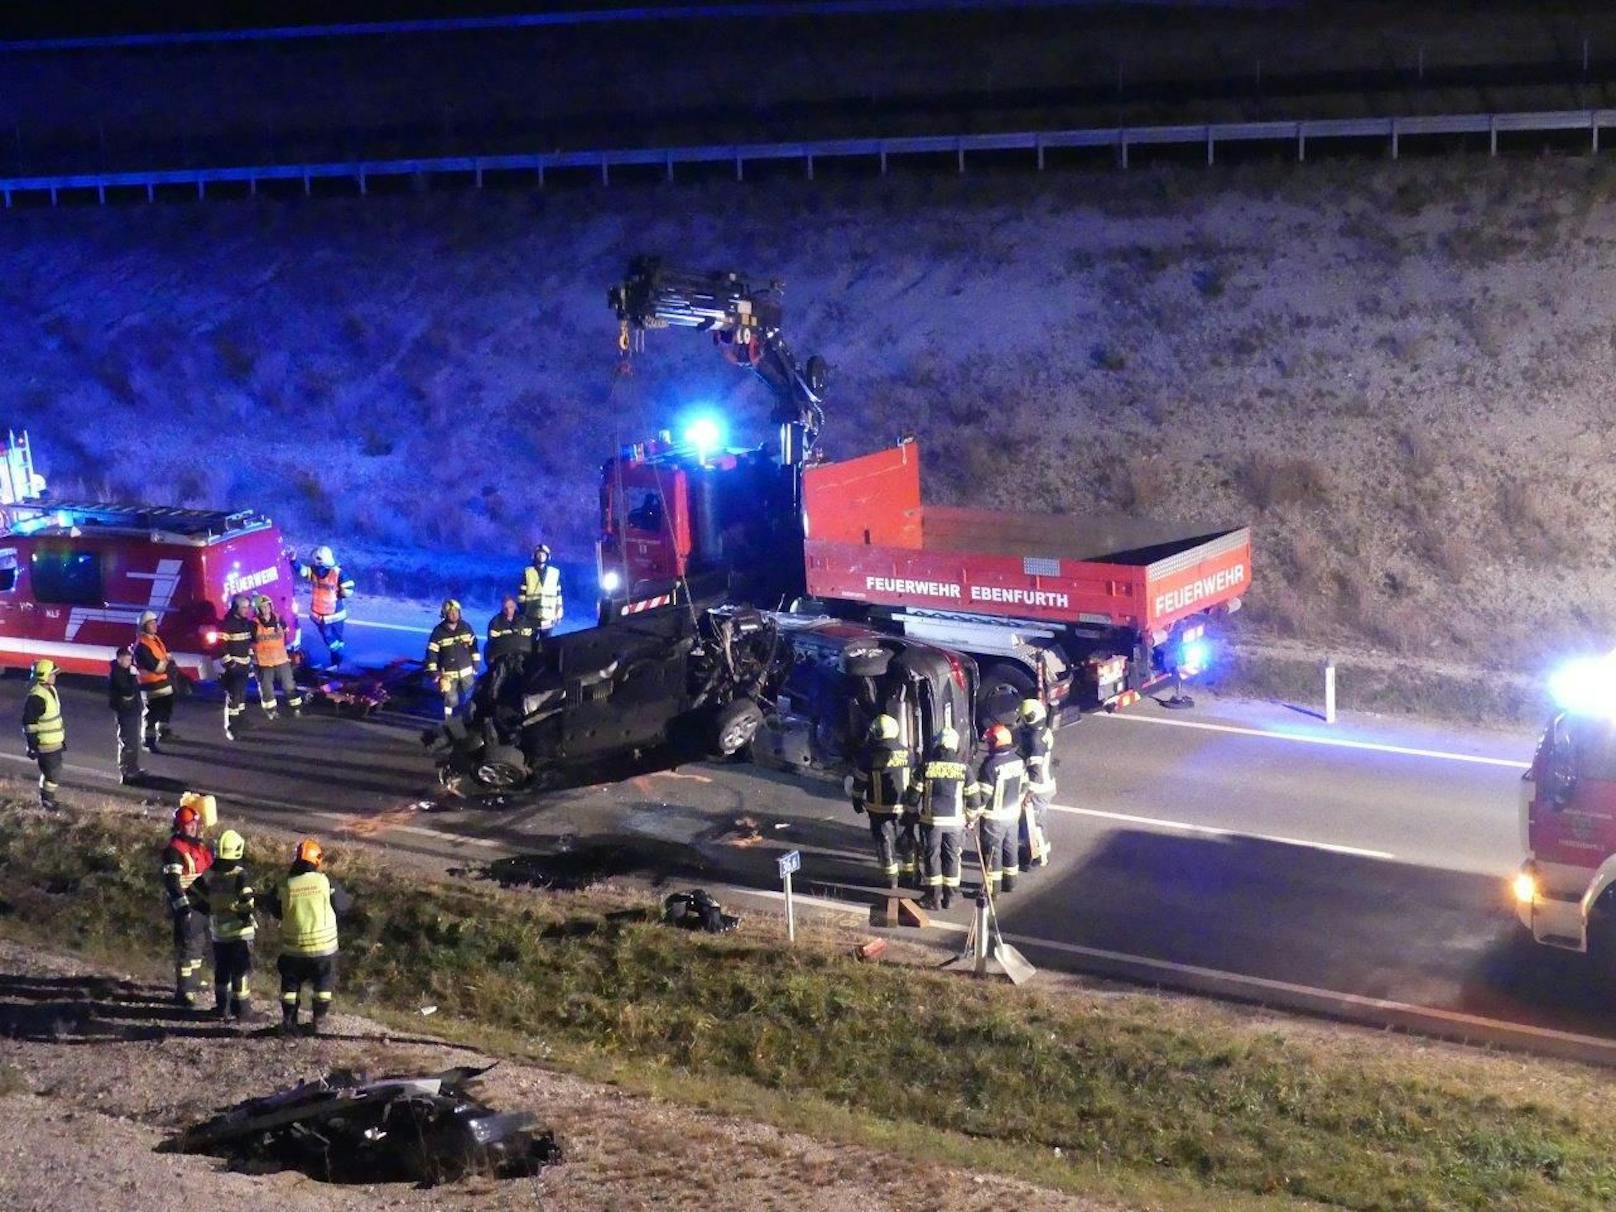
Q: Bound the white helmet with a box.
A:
[138,609,159,628]
[312,545,335,567]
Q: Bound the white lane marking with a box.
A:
[997,931,1616,1055]
[346,619,434,634]
[1047,802,1398,861]
[1101,712,1532,769]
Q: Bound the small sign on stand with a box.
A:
[777,849,801,943]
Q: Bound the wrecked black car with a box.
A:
[426,602,784,793]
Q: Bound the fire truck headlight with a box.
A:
[600,569,622,594]
[1511,870,1538,906]
[681,413,724,460]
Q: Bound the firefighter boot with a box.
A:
[919,888,940,912]
[940,887,954,910]
[1000,872,1017,894]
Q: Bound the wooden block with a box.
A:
[855,938,887,962]
[896,898,930,929]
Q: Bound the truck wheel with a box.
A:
[712,699,765,756]
[474,744,529,791]
[979,662,1036,727]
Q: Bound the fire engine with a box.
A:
[601,258,1251,722]
[0,431,299,680]
[1512,653,1616,964]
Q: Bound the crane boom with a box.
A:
[608,256,828,455]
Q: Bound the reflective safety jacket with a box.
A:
[1017,721,1056,798]
[519,563,563,628]
[162,833,214,900]
[425,619,480,677]
[300,565,354,621]
[192,861,256,943]
[851,739,914,815]
[269,864,350,958]
[914,752,968,828]
[22,684,64,753]
[218,611,256,668]
[969,750,1026,823]
[135,633,173,695]
[485,611,534,664]
[253,614,291,668]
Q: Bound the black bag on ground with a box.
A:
[662,889,739,934]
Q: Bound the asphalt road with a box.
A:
[8,656,1614,1060]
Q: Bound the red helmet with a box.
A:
[984,724,1014,751]
[173,804,200,833]
[295,838,324,868]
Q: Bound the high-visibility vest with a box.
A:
[200,866,256,943]
[23,684,64,752]
[162,835,213,892]
[520,563,562,627]
[136,633,172,691]
[973,753,1026,822]
[918,757,967,828]
[280,871,339,957]
[253,617,290,667]
[307,568,350,620]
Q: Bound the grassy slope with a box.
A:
[3,155,1615,675]
[6,800,1616,1212]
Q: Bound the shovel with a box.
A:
[969,823,1036,986]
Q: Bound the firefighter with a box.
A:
[134,609,176,752]
[424,598,480,719]
[909,726,968,911]
[969,724,1025,895]
[848,714,914,889]
[293,545,354,669]
[189,829,256,1022]
[1016,698,1055,871]
[108,645,144,785]
[519,544,563,643]
[252,595,303,719]
[162,796,214,1009]
[217,594,255,741]
[485,594,533,668]
[265,837,353,1036]
[21,659,64,811]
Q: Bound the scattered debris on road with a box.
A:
[160,1064,562,1186]
[662,889,739,934]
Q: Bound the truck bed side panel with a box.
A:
[802,444,921,547]
[1144,528,1252,631]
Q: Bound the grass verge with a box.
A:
[3,801,1616,1211]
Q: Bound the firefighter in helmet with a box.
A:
[21,659,64,810]
[161,794,215,1009]
[908,725,968,910]
[519,543,563,645]
[292,544,354,669]
[252,594,303,719]
[969,724,1025,895]
[264,837,353,1036]
[1016,698,1054,871]
[134,609,177,752]
[848,713,915,889]
[424,598,480,719]
[217,593,255,741]
[189,829,256,1022]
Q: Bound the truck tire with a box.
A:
[474,744,529,791]
[712,699,765,757]
[979,662,1036,727]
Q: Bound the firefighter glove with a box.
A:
[25,748,37,760]
[169,895,190,913]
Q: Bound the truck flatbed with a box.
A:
[802,443,1249,634]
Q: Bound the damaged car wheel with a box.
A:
[474,744,529,790]
[711,699,764,757]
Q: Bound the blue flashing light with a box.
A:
[681,412,725,461]
[1178,637,1212,676]
[1550,653,1616,717]
[600,569,622,594]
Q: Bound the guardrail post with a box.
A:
[3,189,10,208]
[536,159,545,189]
[1206,127,1214,166]
[248,176,257,197]
[1489,115,1497,157]
[1297,128,1306,162]
[145,182,154,202]
[302,170,310,196]
[878,144,887,175]
[734,151,743,182]
[600,155,609,186]
[1035,135,1044,171]
[97,183,105,205]
[48,186,56,206]
[665,151,674,183]
[474,159,483,189]
[805,152,813,180]
[357,168,366,196]
[956,139,965,174]
[1117,133,1128,169]
[1593,113,1601,154]
[197,179,205,201]
[1324,659,1337,725]
[1390,119,1399,161]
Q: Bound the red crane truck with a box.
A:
[601,258,1251,722]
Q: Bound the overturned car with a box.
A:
[426,600,979,797]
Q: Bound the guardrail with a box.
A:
[5,106,1613,207]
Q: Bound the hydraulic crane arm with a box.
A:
[609,256,828,453]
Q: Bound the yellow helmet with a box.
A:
[870,714,900,742]
[216,830,245,861]
[30,659,56,680]
[1018,698,1047,725]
